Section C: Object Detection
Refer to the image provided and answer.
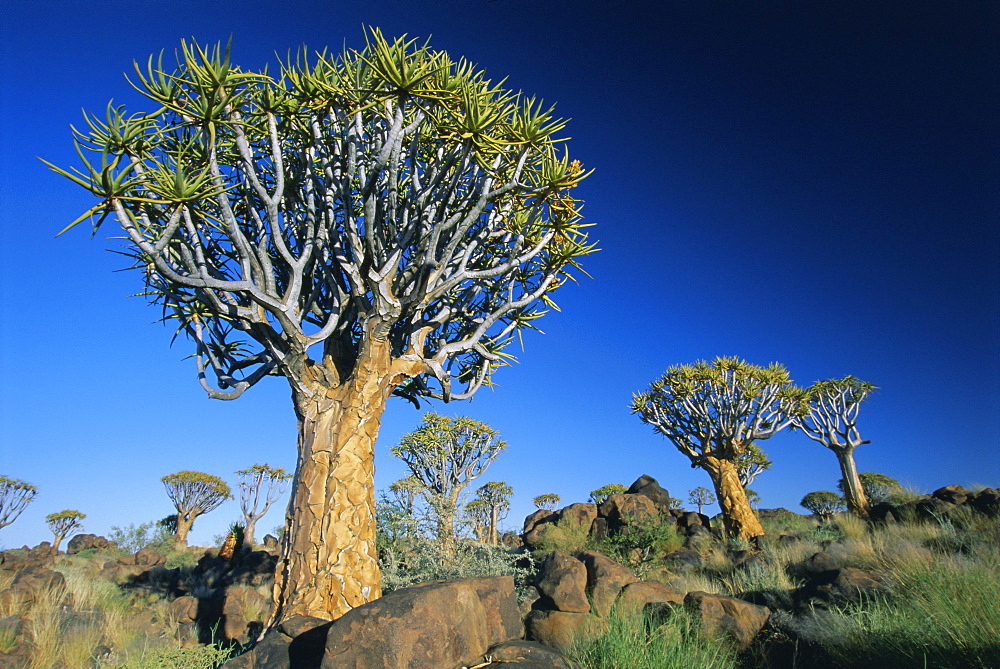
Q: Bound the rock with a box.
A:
[66,534,114,554]
[0,641,35,669]
[626,474,673,511]
[678,511,711,530]
[135,547,167,566]
[523,509,559,534]
[970,488,1000,515]
[598,494,658,531]
[559,504,598,533]
[790,551,844,580]
[262,534,280,551]
[0,551,52,572]
[869,502,899,523]
[932,485,971,505]
[525,609,604,653]
[816,568,886,606]
[519,586,541,618]
[8,567,66,606]
[468,576,523,644]
[662,549,703,571]
[684,590,770,650]
[577,551,638,618]
[321,576,519,669]
[916,497,955,520]
[483,639,585,668]
[170,595,200,624]
[615,580,685,614]
[222,615,332,668]
[535,552,591,613]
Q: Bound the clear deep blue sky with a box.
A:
[1,1,997,548]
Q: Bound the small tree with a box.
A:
[801,491,846,521]
[388,476,425,517]
[533,494,561,511]
[390,414,506,551]
[472,481,513,545]
[744,488,761,509]
[589,484,627,505]
[236,464,291,548]
[794,376,877,518]
[45,510,85,552]
[688,487,716,514]
[161,471,232,546]
[0,476,37,530]
[464,498,491,541]
[838,472,901,505]
[736,443,772,488]
[631,357,801,540]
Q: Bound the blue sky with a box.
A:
[1,1,997,548]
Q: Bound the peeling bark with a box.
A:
[174,513,195,547]
[835,448,871,518]
[271,340,401,622]
[704,456,765,540]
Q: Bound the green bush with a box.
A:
[118,644,232,669]
[108,521,173,554]
[595,515,684,567]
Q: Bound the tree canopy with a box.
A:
[0,476,37,530]
[589,484,627,505]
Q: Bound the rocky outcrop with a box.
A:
[684,590,771,651]
[66,534,115,554]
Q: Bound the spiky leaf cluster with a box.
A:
[588,483,627,505]
[795,376,877,453]
[47,30,595,404]
[161,470,232,515]
[630,356,803,464]
[236,463,291,520]
[532,493,560,510]
[45,509,86,537]
[0,476,38,529]
[801,490,846,517]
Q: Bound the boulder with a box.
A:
[321,576,520,669]
[577,551,638,618]
[9,567,66,606]
[135,547,167,566]
[684,591,770,650]
[625,474,673,511]
[916,497,955,520]
[535,552,590,613]
[662,549,703,571]
[262,534,280,551]
[66,534,114,554]
[598,494,658,530]
[615,580,685,614]
[559,504,598,533]
[523,509,559,534]
[816,568,886,606]
[970,488,1000,515]
[169,595,200,624]
[932,484,971,505]
[220,615,331,669]
[481,639,584,668]
[524,609,604,654]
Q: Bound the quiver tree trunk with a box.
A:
[835,447,871,518]
[242,518,259,550]
[272,342,405,623]
[704,456,765,541]
[174,513,196,547]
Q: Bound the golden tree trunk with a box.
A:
[271,343,400,622]
[835,448,871,518]
[704,456,765,540]
[174,513,195,547]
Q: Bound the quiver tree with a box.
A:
[532,493,560,511]
[47,30,593,622]
[45,510,86,552]
[391,413,506,551]
[0,476,37,530]
[388,476,424,517]
[472,481,513,545]
[631,357,801,540]
[588,484,627,505]
[237,464,291,548]
[688,486,716,514]
[161,470,231,546]
[794,376,877,518]
[801,491,846,521]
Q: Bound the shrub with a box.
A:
[108,521,174,554]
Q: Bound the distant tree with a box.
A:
[838,472,901,505]
[688,486,716,514]
[589,484,627,505]
[47,31,594,621]
[533,494,561,511]
[45,510,85,552]
[0,476,37,530]
[801,491,846,521]
[161,471,231,546]
[388,476,425,516]
[667,496,683,509]
[631,357,802,540]
[236,464,291,548]
[391,414,505,551]
[794,376,877,518]
[744,488,761,510]
[736,443,772,488]
[464,498,491,541]
[472,481,513,545]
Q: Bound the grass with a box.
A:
[569,605,738,669]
